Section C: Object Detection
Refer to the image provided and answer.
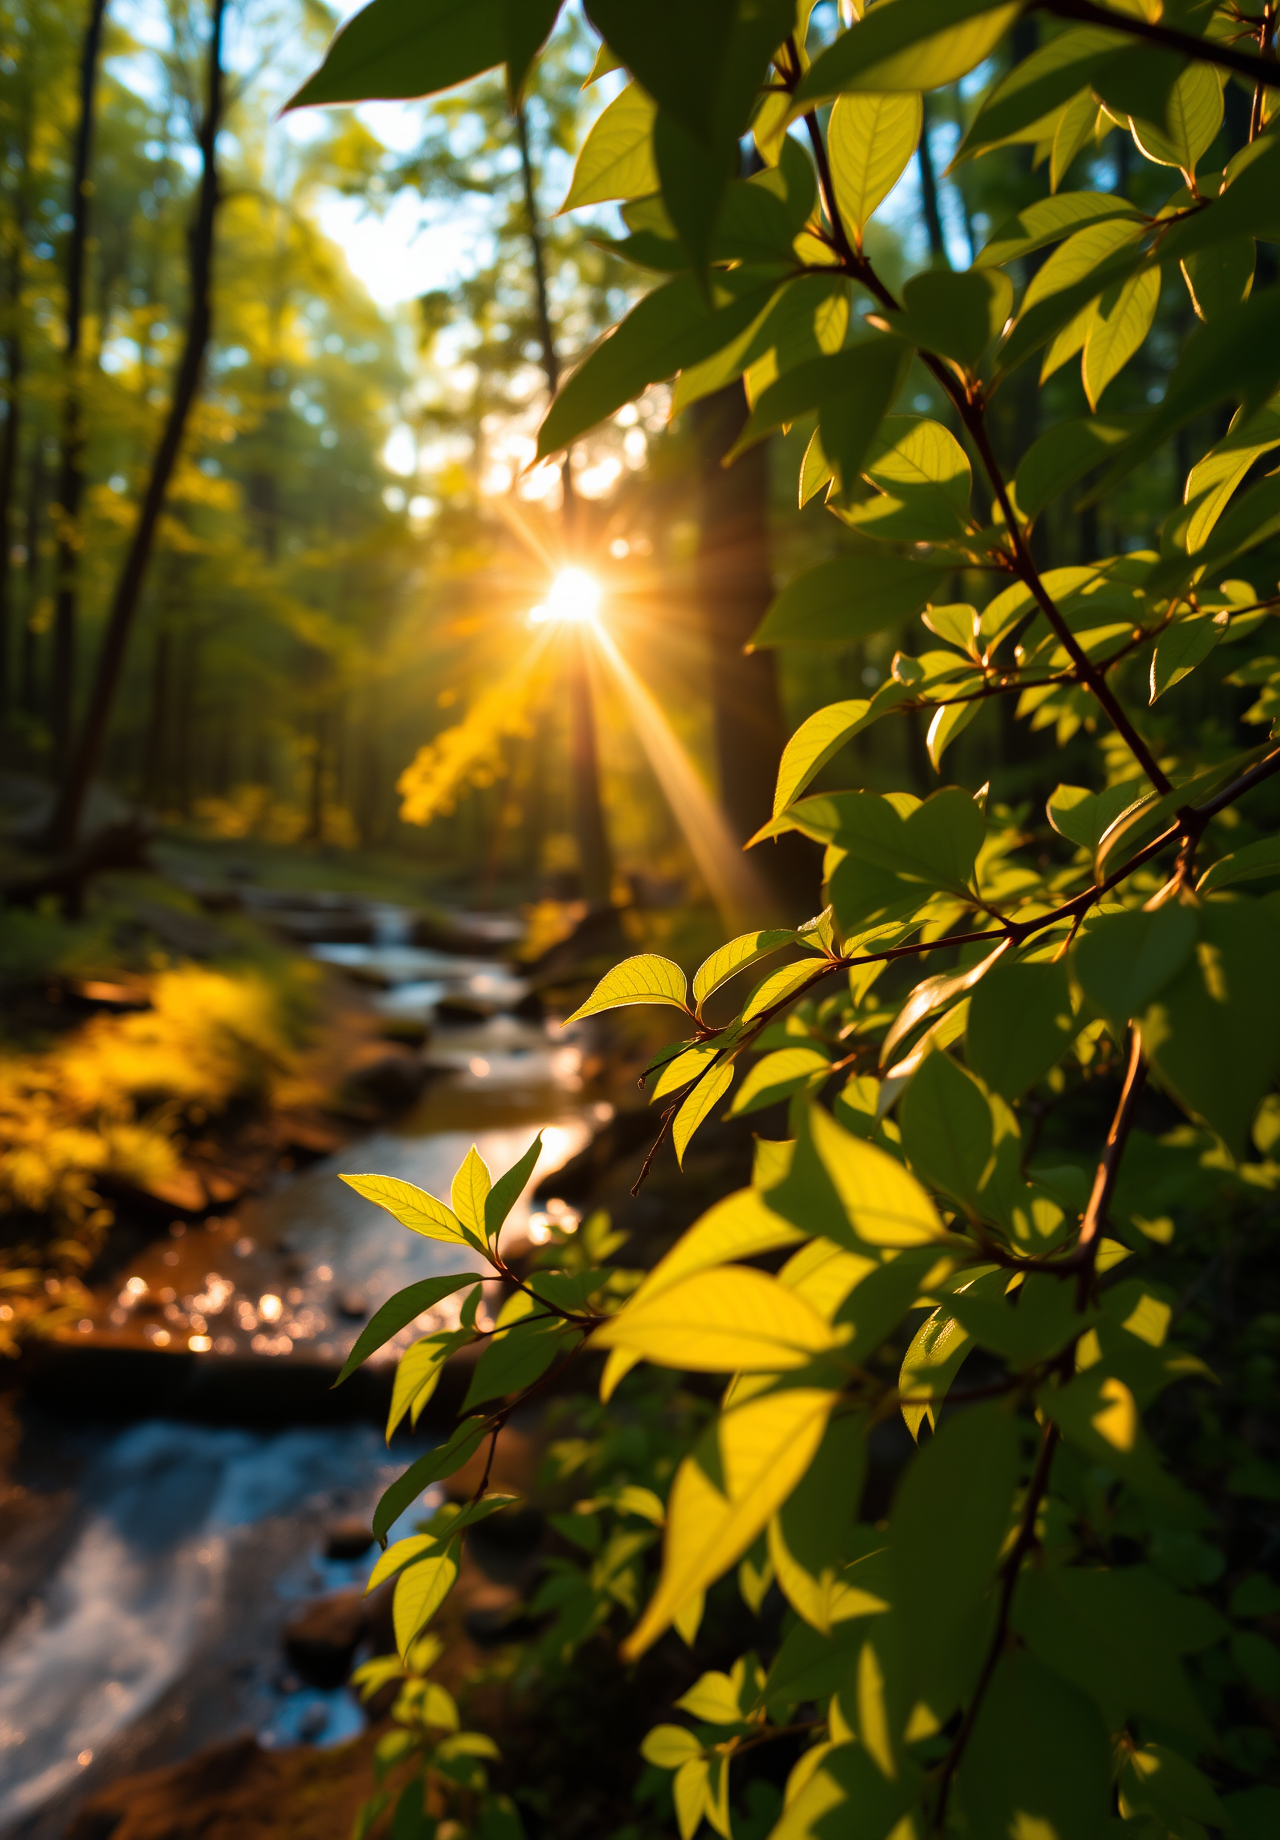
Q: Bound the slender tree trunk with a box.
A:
[515,101,613,908]
[917,95,947,265]
[44,0,226,850]
[49,0,108,764]
[140,621,169,803]
[19,440,44,721]
[0,329,20,724]
[691,384,815,913]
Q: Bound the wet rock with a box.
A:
[65,1731,378,1840]
[340,1051,427,1113]
[281,1588,368,1689]
[324,1517,374,1560]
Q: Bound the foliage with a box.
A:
[0,957,313,1353]
[307,1,1280,1836]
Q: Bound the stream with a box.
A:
[0,904,599,1837]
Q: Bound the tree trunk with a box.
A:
[690,382,815,913]
[43,0,226,850]
[515,101,613,908]
[140,622,169,804]
[0,328,19,725]
[19,440,44,721]
[49,0,108,763]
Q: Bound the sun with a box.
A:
[529,567,603,628]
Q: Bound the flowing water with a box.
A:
[0,907,598,1834]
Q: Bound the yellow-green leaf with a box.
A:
[593,1266,841,1374]
[559,82,657,211]
[673,1061,735,1167]
[743,957,826,1023]
[728,1047,831,1116]
[1129,59,1223,175]
[393,1550,459,1657]
[693,929,796,1011]
[338,1173,466,1244]
[451,1144,491,1242]
[771,688,910,818]
[564,954,690,1024]
[629,1187,806,1309]
[623,1386,839,1658]
[1082,266,1160,409]
[651,1041,721,1102]
[829,92,922,235]
[810,1104,947,1246]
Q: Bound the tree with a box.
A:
[304,2,1280,1836]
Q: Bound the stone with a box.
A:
[323,1517,374,1561]
[281,1589,368,1690]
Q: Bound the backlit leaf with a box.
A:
[483,1133,543,1241]
[729,1047,831,1116]
[339,1173,469,1245]
[1082,265,1160,408]
[898,1048,992,1204]
[828,91,922,235]
[810,1102,948,1246]
[623,1384,838,1658]
[564,953,690,1022]
[593,1266,841,1373]
[394,1549,459,1657]
[693,929,797,1009]
[673,1059,735,1165]
[750,553,952,647]
[336,1273,482,1385]
[451,1144,491,1242]
[560,83,657,211]
[967,957,1077,1099]
[1197,832,1280,892]
[796,0,1020,101]
[629,1187,806,1309]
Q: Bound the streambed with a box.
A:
[0,906,601,1836]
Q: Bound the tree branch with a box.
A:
[1034,0,1280,89]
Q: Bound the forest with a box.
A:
[0,1,1279,1838]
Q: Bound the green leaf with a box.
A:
[729,1047,831,1116]
[285,0,504,111]
[796,0,1021,103]
[1088,284,1280,498]
[888,1400,1020,1703]
[693,928,797,1010]
[959,1649,1113,1840]
[1014,1563,1214,1738]
[1173,402,1280,555]
[769,1412,869,1631]
[1127,57,1223,174]
[948,1272,1091,1367]
[750,553,952,648]
[1158,136,1280,270]
[1198,831,1280,892]
[967,958,1077,1100]
[1046,777,1147,854]
[374,1419,489,1543]
[538,270,780,458]
[898,1270,1005,1439]
[771,688,912,816]
[898,1049,992,1205]
[593,1266,841,1373]
[623,1383,838,1658]
[1073,904,1199,1031]
[1182,236,1256,323]
[885,268,1014,368]
[974,191,1140,270]
[926,698,982,769]
[959,27,1126,160]
[502,0,562,103]
[771,1742,919,1840]
[484,1134,543,1241]
[463,1314,571,1411]
[336,1273,482,1385]
[339,1173,470,1245]
[1014,415,1142,520]
[560,83,657,210]
[823,786,986,936]
[672,1059,735,1166]
[1039,1367,1199,1516]
[564,953,690,1023]
[1082,265,1160,408]
[394,1549,459,1656]
[1121,1743,1227,1829]
[1142,899,1280,1154]
[828,91,922,236]
[1150,611,1228,702]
